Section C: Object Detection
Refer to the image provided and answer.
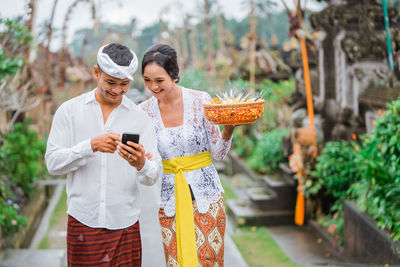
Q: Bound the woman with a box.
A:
[139,44,235,267]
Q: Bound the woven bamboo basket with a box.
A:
[203,100,264,125]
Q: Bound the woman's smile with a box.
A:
[150,88,163,94]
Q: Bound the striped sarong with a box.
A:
[67,215,142,266]
[159,197,226,267]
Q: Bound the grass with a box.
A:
[220,175,238,202]
[231,226,308,267]
[38,185,67,249]
[221,175,307,267]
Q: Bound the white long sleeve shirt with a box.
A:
[45,89,162,230]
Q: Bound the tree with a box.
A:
[59,0,96,89]
[44,0,59,95]
[245,0,276,87]
[203,0,217,73]
[0,18,38,132]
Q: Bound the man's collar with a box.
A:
[120,95,132,111]
[84,89,97,104]
[85,88,132,111]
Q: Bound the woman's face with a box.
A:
[143,62,176,99]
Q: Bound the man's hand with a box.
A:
[91,133,121,153]
[117,142,146,171]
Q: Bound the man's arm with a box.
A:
[45,105,95,176]
[45,106,122,176]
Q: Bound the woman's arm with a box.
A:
[202,92,233,160]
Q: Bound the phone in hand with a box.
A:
[122,133,140,150]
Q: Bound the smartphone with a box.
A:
[122,133,140,150]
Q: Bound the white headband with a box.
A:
[97,44,138,80]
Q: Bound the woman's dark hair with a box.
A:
[102,43,133,67]
[141,44,180,82]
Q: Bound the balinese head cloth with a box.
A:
[96,44,138,80]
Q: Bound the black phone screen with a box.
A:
[122,133,140,149]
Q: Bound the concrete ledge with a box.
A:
[0,249,66,267]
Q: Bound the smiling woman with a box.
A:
[139,44,237,267]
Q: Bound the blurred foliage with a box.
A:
[0,118,47,193]
[179,68,214,92]
[0,180,27,236]
[307,140,362,245]
[308,141,362,200]
[232,79,294,167]
[224,11,289,47]
[309,96,400,242]
[69,12,290,79]
[247,128,289,174]
[352,97,400,242]
[0,18,32,80]
[0,18,40,237]
[0,118,47,236]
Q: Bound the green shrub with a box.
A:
[0,179,27,236]
[0,18,32,80]
[308,141,362,200]
[350,97,400,241]
[232,128,257,158]
[0,118,46,236]
[0,118,47,193]
[246,128,289,174]
[309,97,400,242]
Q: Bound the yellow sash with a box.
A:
[162,150,212,267]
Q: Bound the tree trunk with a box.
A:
[188,23,200,69]
[45,0,59,95]
[24,0,37,81]
[249,0,257,87]
[59,0,90,89]
[204,0,216,73]
[217,12,226,58]
[180,28,189,69]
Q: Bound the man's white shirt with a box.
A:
[45,89,161,230]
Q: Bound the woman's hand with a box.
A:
[117,141,146,171]
[145,152,153,161]
[222,125,238,140]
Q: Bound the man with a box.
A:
[45,43,161,266]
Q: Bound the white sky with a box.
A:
[0,0,321,51]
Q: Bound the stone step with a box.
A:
[227,199,294,226]
[278,162,296,186]
[0,249,67,267]
[229,151,259,181]
[247,184,296,211]
[261,173,297,211]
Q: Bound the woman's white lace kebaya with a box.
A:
[140,87,232,217]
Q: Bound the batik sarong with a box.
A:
[159,197,226,267]
[67,215,142,266]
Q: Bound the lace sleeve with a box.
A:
[201,92,232,160]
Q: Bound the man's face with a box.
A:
[94,66,131,104]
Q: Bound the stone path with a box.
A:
[0,178,248,267]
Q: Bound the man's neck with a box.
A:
[95,90,121,110]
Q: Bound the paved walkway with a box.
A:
[139,180,248,267]
[0,179,248,267]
